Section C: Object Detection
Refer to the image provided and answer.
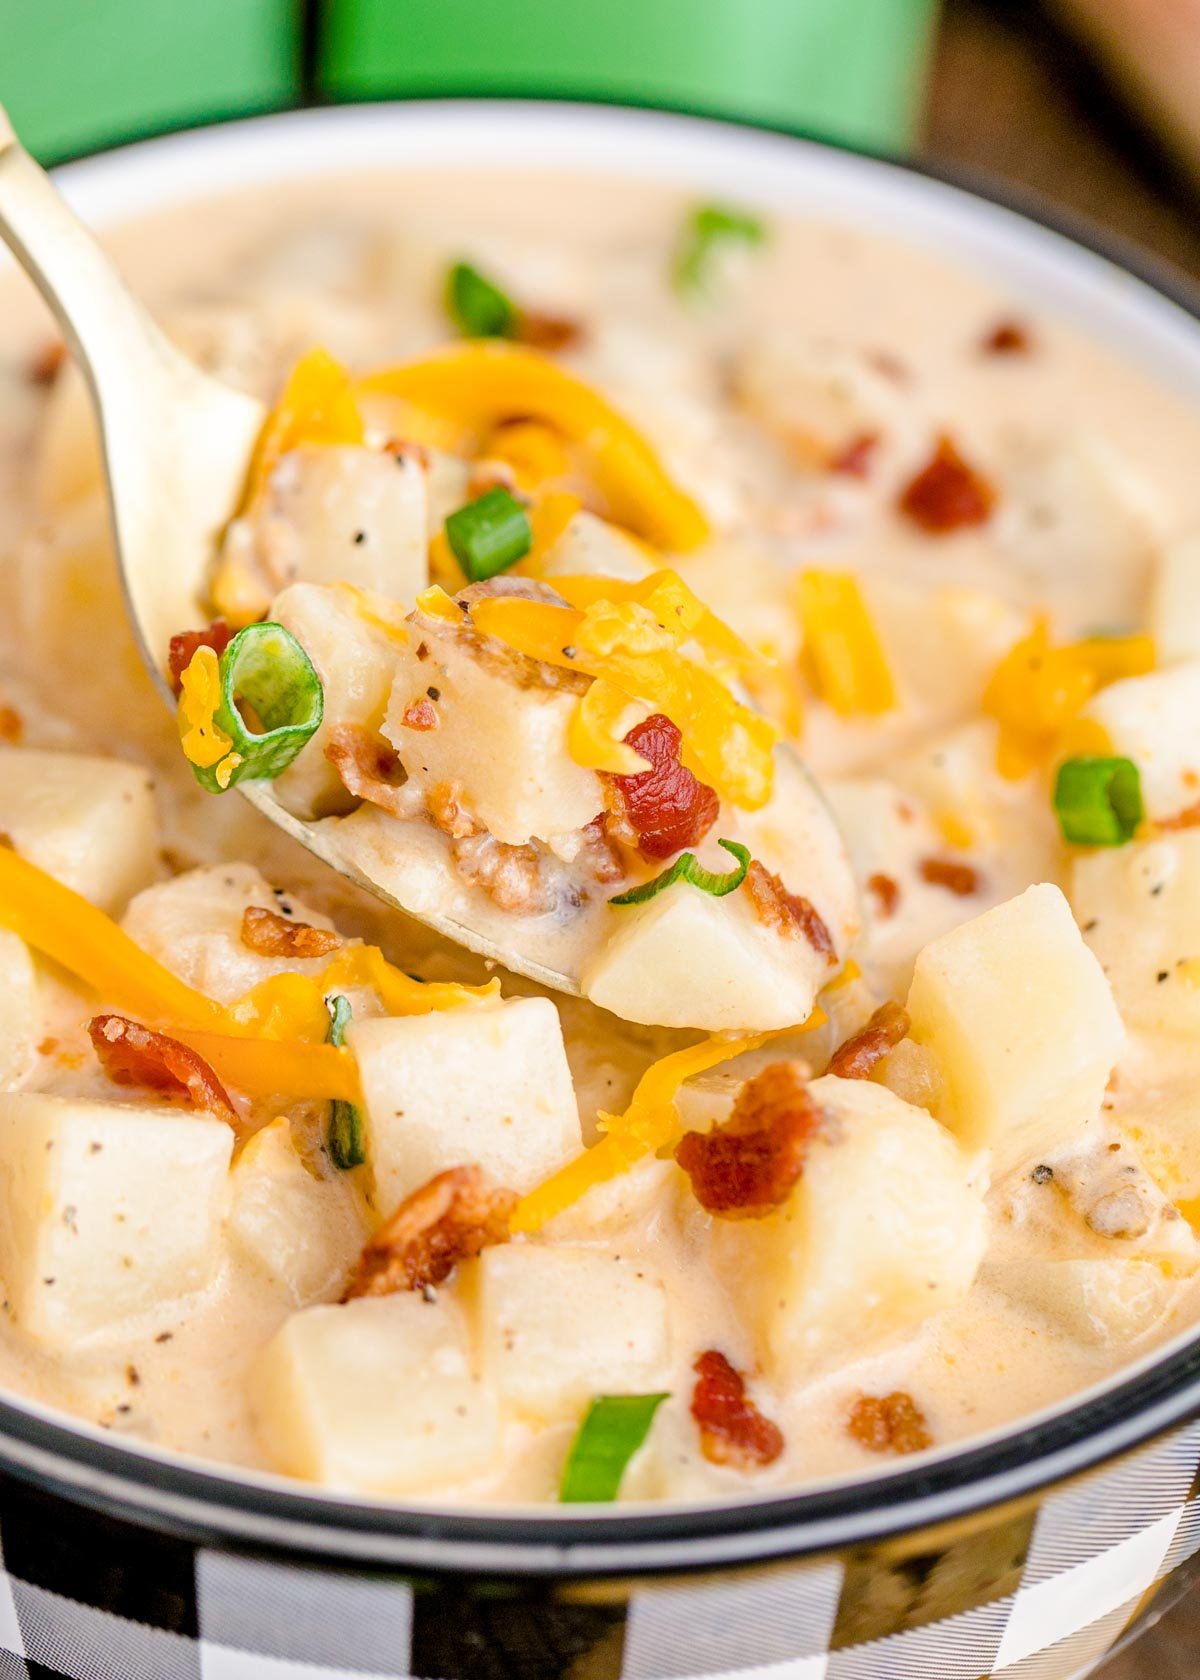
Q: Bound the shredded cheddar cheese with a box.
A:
[512,1019,822,1234]
[469,582,777,809]
[483,419,573,489]
[355,343,709,550]
[170,1030,362,1105]
[797,570,897,717]
[982,619,1153,778]
[242,348,365,513]
[568,678,654,774]
[177,647,233,771]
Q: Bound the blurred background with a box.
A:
[2,0,1199,1672]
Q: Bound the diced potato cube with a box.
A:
[0,747,159,912]
[0,932,38,1090]
[250,1294,497,1493]
[1081,663,1200,822]
[0,1092,231,1344]
[906,884,1122,1173]
[230,444,429,600]
[863,578,1027,730]
[986,1258,1176,1346]
[1149,529,1200,666]
[228,1119,368,1306]
[270,582,401,820]
[350,998,582,1209]
[122,863,336,1005]
[715,1076,985,1375]
[474,1245,670,1421]
[734,338,913,475]
[539,511,653,582]
[1071,831,1200,1039]
[581,882,830,1031]
[996,430,1159,626]
[382,607,604,845]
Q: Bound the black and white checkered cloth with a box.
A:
[0,1416,1197,1679]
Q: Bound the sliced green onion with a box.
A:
[325,994,365,1169]
[445,486,532,582]
[673,203,767,298]
[446,261,518,339]
[559,1392,669,1503]
[610,838,750,907]
[1053,756,1144,846]
[190,623,323,794]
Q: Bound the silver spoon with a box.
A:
[0,107,858,1016]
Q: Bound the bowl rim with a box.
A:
[7,94,1200,1575]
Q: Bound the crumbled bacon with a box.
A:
[452,832,556,914]
[828,1001,910,1080]
[691,1350,784,1469]
[919,856,980,896]
[581,814,626,884]
[28,340,66,385]
[981,318,1032,356]
[399,698,440,732]
[427,779,484,839]
[326,724,408,817]
[605,714,719,861]
[1156,799,1200,831]
[343,1165,517,1300]
[745,860,836,964]
[167,620,234,695]
[675,1061,820,1218]
[516,311,584,353]
[898,434,995,534]
[0,705,22,744]
[829,431,880,478]
[87,1014,238,1124]
[240,905,339,960]
[847,1392,932,1456]
[866,872,900,918]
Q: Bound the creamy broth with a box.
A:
[1,167,1200,1502]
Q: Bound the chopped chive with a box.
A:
[1053,756,1144,846]
[446,261,518,339]
[325,995,365,1169]
[559,1392,669,1503]
[673,202,767,299]
[445,487,532,582]
[610,838,750,907]
[188,623,323,794]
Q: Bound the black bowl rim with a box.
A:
[10,94,1200,1576]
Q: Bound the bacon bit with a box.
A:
[898,434,996,534]
[0,705,22,744]
[87,1014,238,1124]
[1156,800,1200,832]
[28,340,66,385]
[605,714,720,861]
[343,1166,517,1299]
[830,431,880,478]
[240,905,339,960]
[516,311,584,353]
[866,872,900,918]
[326,724,408,817]
[399,697,440,732]
[745,860,836,964]
[427,779,484,839]
[675,1060,820,1219]
[582,814,626,884]
[691,1350,784,1469]
[919,856,980,897]
[452,833,556,914]
[167,621,234,696]
[828,1001,910,1080]
[981,318,1032,356]
[847,1392,932,1456]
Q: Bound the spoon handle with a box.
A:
[0,103,182,415]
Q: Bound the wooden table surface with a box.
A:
[925,4,1198,1672]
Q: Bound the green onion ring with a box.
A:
[191,622,323,794]
[609,838,751,907]
[325,994,365,1170]
[559,1392,670,1503]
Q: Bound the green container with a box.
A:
[321,0,940,153]
[0,0,299,164]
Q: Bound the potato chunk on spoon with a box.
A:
[0,105,858,1025]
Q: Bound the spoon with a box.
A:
[0,109,859,1015]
